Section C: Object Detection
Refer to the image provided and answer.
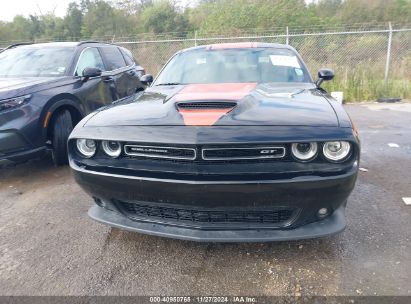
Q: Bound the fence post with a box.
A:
[194,31,198,47]
[286,26,289,45]
[384,22,393,82]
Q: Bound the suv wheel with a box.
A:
[51,110,73,166]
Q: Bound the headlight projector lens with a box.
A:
[76,139,97,158]
[102,141,122,158]
[323,141,351,161]
[291,142,318,161]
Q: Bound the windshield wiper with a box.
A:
[155,82,184,86]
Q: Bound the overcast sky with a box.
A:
[0,0,72,21]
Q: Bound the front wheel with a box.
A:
[51,110,73,166]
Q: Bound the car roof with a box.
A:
[3,41,115,50]
[181,42,296,53]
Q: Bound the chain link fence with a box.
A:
[0,24,410,101]
[114,25,410,101]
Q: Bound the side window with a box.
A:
[75,48,105,76]
[100,46,127,71]
[120,48,137,66]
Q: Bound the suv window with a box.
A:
[0,46,75,77]
[100,46,127,70]
[120,48,137,66]
[75,47,105,76]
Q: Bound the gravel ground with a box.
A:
[0,103,410,296]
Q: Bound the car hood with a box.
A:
[0,77,58,98]
[84,82,340,127]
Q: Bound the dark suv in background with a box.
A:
[0,41,147,166]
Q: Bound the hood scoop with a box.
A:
[177,101,237,110]
[176,101,237,126]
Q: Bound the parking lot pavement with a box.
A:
[0,103,410,296]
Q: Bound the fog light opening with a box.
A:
[318,208,329,218]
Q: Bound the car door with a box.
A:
[119,47,146,92]
[74,47,116,112]
[99,46,134,98]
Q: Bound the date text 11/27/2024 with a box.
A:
[149,296,257,303]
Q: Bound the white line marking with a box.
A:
[388,143,400,148]
[402,198,411,205]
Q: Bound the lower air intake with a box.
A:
[116,201,297,229]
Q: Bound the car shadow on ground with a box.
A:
[0,155,71,193]
[0,154,55,174]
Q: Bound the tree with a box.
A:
[0,21,13,43]
[141,0,188,34]
[81,0,116,38]
[113,0,154,14]
[65,2,83,39]
[11,15,33,41]
[190,0,322,34]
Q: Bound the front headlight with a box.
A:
[291,142,318,161]
[0,94,31,111]
[101,140,122,158]
[76,139,97,158]
[323,141,351,161]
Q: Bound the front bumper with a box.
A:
[0,145,47,165]
[0,103,44,164]
[71,160,358,242]
[89,204,346,242]
[0,129,46,164]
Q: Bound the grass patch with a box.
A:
[322,69,411,102]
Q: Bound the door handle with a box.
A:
[103,76,114,82]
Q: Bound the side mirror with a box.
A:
[140,74,153,85]
[316,68,334,88]
[82,67,102,82]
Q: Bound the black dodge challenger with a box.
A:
[69,42,360,242]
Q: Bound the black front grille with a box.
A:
[117,201,296,229]
[177,101,236,110]
[122,143,288,162]
[124,145,196,160]
[202,146,285,160]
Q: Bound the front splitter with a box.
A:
[88,205,346,242]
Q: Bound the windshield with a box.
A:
[0,47,75,77]
[154,47,311,85]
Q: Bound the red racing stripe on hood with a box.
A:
[175,83,257,102]
[175,83,256,126]
[179,108,233,126]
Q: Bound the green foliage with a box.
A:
[81,0,116,37]
[190,0,326,34]
[335,0,411,24]
[323,70,411,102]
[10,15,33,41]
[65,2,83,39]
[141,0,188,34]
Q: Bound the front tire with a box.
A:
[51,110,73,166]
